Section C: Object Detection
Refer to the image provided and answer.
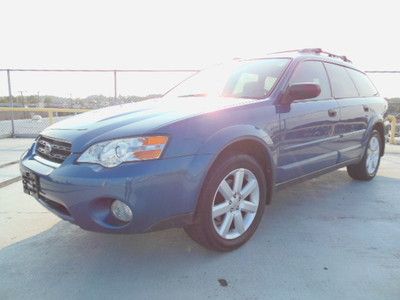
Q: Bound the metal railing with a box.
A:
[0,68,199,138]
[0,68,399,140]
[0,107,89,135]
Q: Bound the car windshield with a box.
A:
[165,58,290,100]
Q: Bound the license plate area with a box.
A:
[22,171,40,199]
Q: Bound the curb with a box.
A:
[0,160,19,169]
[0,176,22,188]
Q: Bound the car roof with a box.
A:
[243,48,359,72]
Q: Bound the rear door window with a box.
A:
[324,63,359,98]
[289,61,331,100]
[346,68,378,97]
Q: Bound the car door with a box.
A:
[277,60,341,183]
[324,63,370,162]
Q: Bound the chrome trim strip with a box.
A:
[281,135,340,151]
[281,129,366,152]
[33,155,61,168]
[340,129,366,137]
[40,134,71,145]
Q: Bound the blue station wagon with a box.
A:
[20,48,387,251]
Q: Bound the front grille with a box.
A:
[36,135,72,164]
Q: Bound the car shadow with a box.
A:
[1,169,399,299]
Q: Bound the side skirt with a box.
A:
[274,157,361,191]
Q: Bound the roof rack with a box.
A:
[269,48,352,63]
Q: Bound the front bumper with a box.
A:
[20,144,212,233]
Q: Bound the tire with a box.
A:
[347,130,382,181]
[184,153,267,251]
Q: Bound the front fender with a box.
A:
[197,124,275,156]
[198,124,276,181]
[188,124,277,209]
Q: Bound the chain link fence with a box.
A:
[0,69,198,138]
[1,68,399,138]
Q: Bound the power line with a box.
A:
[0,68,200,73]
[365,71,400,74]
[1,68,400,74]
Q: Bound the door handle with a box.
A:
[328,109,337,117]
[363,105,369,112]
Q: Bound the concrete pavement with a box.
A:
[0,138,33,166]
[0,144,399,299]
[0,116,68,138]
[0,138,33,187]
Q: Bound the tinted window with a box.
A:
[324,63,359,98]
[347,68,378,97]
[289,61,331,100]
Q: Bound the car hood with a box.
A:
[42,96,257,151]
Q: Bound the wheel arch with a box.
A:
[372,121,385,156]
[198,130,276,207]
[212,138,275,204]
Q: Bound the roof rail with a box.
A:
[269,48,352,63]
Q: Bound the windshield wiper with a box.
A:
[177,93,207,98]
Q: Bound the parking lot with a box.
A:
[0,139,399,299]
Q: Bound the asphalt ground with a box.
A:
[0,140,399,299]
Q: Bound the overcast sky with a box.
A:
[1,0,400,97]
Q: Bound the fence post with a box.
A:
[387,115,397,145]
[48,111,54,124]
[7,70,15,137]
[114,70,117,101]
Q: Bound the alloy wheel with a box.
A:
[211,168,260,240]
[366,136,380,176]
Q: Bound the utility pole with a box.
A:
[18,90,27,119]
[18,90,27,107]
[37,91,43,108]
[7,70,15,137]
[114,70,117,102]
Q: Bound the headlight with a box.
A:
[77,136,169,168]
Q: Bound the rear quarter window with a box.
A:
[324,63,359,98]
[346,68,378,97]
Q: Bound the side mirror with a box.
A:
[283,83,321,104]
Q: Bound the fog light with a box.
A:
[111,200,133,222]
